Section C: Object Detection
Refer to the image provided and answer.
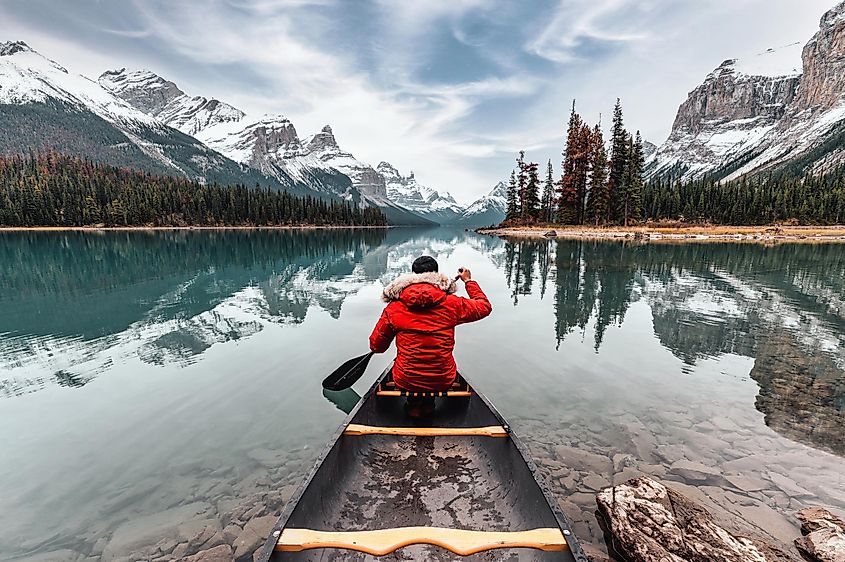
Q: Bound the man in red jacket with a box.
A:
[369,255,492,415]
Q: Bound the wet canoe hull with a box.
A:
[256,366,588,562]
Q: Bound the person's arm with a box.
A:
[369,307,396,353]
[455,268,492,324]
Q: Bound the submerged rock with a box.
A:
[184,544,234,562]
[794,507,845,562]
[595,476,797,561]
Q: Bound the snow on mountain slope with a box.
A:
[648,2,845,181]
[98,68,244,135]
[647,45,801,181]
[100,68,433,223]
[378,161,464,223]
[732,42,803,78]
[0,41,281,187]
[1,42,158,129]
[456,181,507,227]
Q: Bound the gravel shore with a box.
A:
[478,225,845,243]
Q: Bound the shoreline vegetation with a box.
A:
[478,224,845,243]
[0,153,386,228]
[0,225,389,231]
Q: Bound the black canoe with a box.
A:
[256,365,588,562]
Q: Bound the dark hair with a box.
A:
[412,255,438,273]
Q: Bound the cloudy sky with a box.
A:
[0,0,837,203]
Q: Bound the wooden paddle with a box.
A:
[322,352,375,390]
[322,270,465,391]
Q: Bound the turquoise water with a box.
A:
[1,229,843,561]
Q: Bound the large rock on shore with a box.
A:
[595,476,798,561]
[794,507,845,562]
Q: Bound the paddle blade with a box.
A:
[322,352,374,391]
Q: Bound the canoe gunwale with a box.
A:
[255,366,385,562]
[256,364,589,562]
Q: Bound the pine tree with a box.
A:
[585,123,609,225]
[506,170,519,221]
[522,161,541,220]
[607,98,628,224]
[574,121,592,224]
[557,102,582,224]
[628,131,645,224]
[516,150,527,218]
[542,160,555,222]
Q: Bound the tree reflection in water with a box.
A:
[501,237,845,455]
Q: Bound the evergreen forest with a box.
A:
[504,99,845,226]
[0,152,386,227]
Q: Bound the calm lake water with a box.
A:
[1,228,843,561]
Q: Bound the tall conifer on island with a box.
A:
[542,159,555,222]
[585,123,609,225]
[618,131,646,226]
[523,161,541,220]
[627,132,645,225]
[506,170,519,221]
[573,121,592,224]
[516,150,528,216]
[557,102,582,224]
[607,98,629,224]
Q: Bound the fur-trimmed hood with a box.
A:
[382,271,457,303]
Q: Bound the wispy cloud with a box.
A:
[527,0,650,63]
[0,0,836,201]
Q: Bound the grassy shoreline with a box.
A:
[478,224,845,243]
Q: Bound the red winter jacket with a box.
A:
[369,272,492,391]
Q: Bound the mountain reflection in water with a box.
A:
[1,228,844,561]
[502,237,845,455]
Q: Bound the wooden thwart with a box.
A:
[344,423,508,437]
[276,526,569,556]
[375,390,472,397]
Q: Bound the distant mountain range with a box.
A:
[0,40,504,226]
[647,1,845,182]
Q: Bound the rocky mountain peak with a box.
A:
[100,68,245,135]
[246,115,301,154]
[376,161,399,178]
[821,0,845,28]
[0,41,33,57]
[490,180,507,197]
[649,2,845,182]
[99,68,187,116]
[0,40,68,73]
[305,124,340,153]
[793,0,845,114]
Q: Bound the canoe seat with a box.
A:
[275,526,569,556]
[344,424,509,437]
[375,389,472,397]
[378,373,471,398]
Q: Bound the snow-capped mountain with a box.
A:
[98,68,245,135]
[100,68,433,224]
[0,41,285,189]
[456,181,507,227]
[378,162,464,223]
[648,1,845,181]
[0,42,159,127]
